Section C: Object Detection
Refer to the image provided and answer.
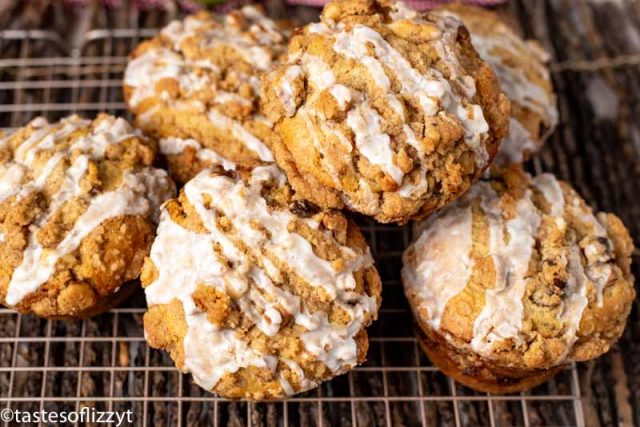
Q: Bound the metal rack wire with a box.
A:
[0,12,599,427]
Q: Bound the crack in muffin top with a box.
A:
[261,0,509,223]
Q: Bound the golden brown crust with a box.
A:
[144,300,188,368]
[142,166,381,399]
[261,0,509,224]
[0,114,174,319]
[436,4,558,165]
[42,280,140,321]
[123,6,290,184]
[416,325,560,394]
[403,166,635,392]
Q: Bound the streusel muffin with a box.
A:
[436,4,558,165]
[0,115,175,319]
[402,166,635,393]
[261,0,510,223]
[142,163,381,399]
[124,6,289,183]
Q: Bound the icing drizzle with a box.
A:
[144,166,378,395]
[124,6,284,164]
[159,137,237,172]
[437,7,558,164]
[403,172,617,362]
[273,4,491,212]
[1,115,174,306]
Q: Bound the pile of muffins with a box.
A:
[0,0,634,400]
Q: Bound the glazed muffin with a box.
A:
[123,5,289,184]
[0,115,175,319]
[261,0,510,224]
[142,163,381,400]
[402,166,635,393]
[436,4,558,165]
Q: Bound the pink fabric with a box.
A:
[286,0,505,9]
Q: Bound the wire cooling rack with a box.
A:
[2,1,639,425]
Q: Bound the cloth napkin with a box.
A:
[285,0,506,9]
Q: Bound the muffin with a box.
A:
[0,114,175,319]
[123,5,290,184]
[436,4,558,165]
[142,163,382,399]
[261,0,510,224]
[402,166,635,393]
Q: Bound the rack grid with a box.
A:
[1,2,638,425]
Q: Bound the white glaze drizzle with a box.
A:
[299,109,343,187]
[470,184,542,354]
[437,7,559,165]
[159,137,237,171]
[163,6,283,71]
[532,173,565,217]
[123,6,283,164]
[1,116,102,205]
[7,169,170,305]
[222,5,286,70]
[276,65,303,117]
[346,102,405,184]
[274,7,491,207]
[0,163,26,205]
[282,55,365,194]
[3,116,174,306]
[145,166,377,394]
[404,171,617,360]
[401,200,474,329]
[279,358,317,394]
[566,197,613,307]
[557,244,589,361]
[332,23,489,154]
[278,53,403,198]
[535,172,613,307]
[206,110,274,162]
[145,215,275,390]
[124,47,212,108]
[496,118,538,164]
[471,34,555,123]
[397,125,429,197]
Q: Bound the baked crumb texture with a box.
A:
[402,166,635,393]
[436,4,558,165]
[0,114,175,319]
[261,0,510,224]
[142,164,382,400]
[123,6,289,184]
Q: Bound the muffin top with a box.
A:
[124,6,290,179]
[0,114,174,318]
[142,164,381,399]
[402,166,635,369]
[436,4,558,165]
[261,0,509,223]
